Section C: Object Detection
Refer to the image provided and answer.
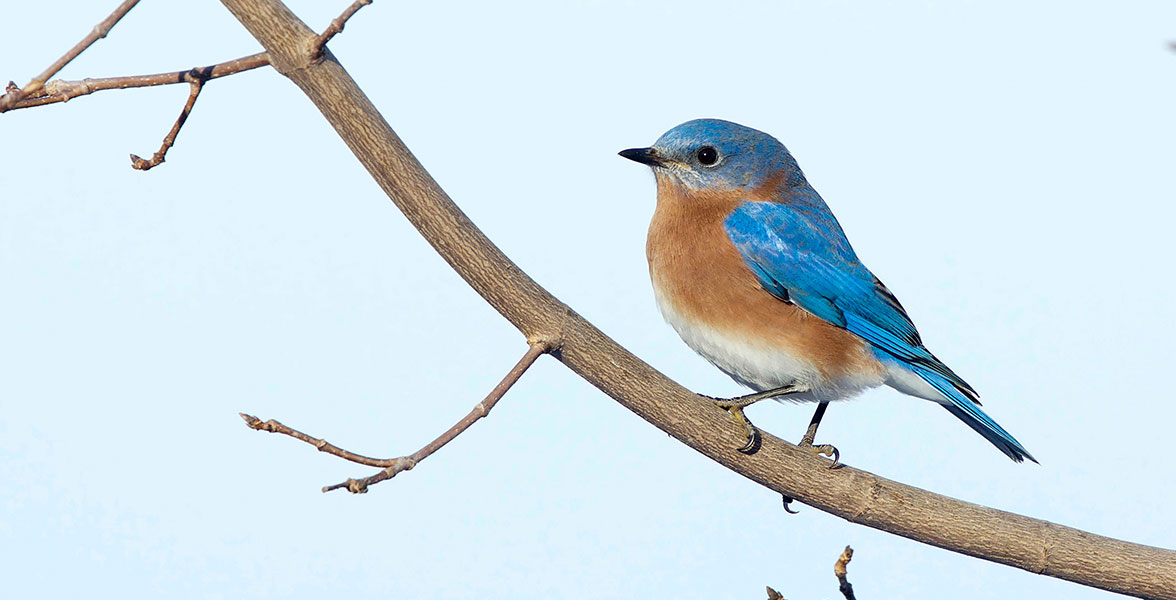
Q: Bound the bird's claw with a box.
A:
[802,443,840,469]
[712,400,761,454]
[781,495,800,514]
[737,425,761,454]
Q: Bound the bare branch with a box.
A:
[834,546,856,600]
[129,77,205,171]
[2,51,268,169]
[241,413,392,466]
[1,53,270,113]
[0,0,140,111]
[326,338,552,492]
[312,0,373,56]
[217,1,1176,597]
[242,339,553,493]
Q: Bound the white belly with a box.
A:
[653,288,886,403]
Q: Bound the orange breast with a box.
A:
[645,175,883,386]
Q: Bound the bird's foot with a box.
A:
[709,383,807,455]
[797,407,840,468]
[802,442,840,468]
[711,400,761,454]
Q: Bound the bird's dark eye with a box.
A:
[696,146,718,166]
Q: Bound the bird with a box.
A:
[620,118,1035,464]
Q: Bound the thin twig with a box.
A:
[311,0,373,55]
[242,339,553,493]
[129,76,205,171]
[240,414,392,466]
[1,52,270,113]
[0,0,140,111]
[325,338,551,493]
[834,546,856,600]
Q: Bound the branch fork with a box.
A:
[129,75,205,170]
[0,0,140,111]
[242,339,554,493]
[311,0,372,57]
[0,0,370,169]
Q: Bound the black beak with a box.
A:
[619,147,666,167]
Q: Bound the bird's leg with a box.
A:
[780,401,841,513]
[798,401,839,468]
[711,383,807,454]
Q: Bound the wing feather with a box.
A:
[723,200,977,400]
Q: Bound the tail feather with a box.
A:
[912,364,1037,463]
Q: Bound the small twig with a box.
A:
[241,339,553,493]
[240,414,392,466]
[324,338,552,493]
[1,52,270,113]
[129,75,205,171]
[311,0,373,56]
[0,0,140,111]
[834,546,856,600]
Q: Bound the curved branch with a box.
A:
[218,0,1176,598]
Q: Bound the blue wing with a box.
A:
[724,200,1035,462]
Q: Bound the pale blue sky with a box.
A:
[2,1,1174,598]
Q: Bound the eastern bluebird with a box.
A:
[621,119,1034,464]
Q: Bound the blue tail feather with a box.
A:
[911,364,1037,463]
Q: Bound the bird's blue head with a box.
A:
[619,119,806,193]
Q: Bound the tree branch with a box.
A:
[0,0,140,111]
[0,7,267,168]
[0,53,270,113]
[129,77,204,171]
[241,413,391,466]
[312,0,373,56]
[241,338,553,493]
[215,1,1176,598]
